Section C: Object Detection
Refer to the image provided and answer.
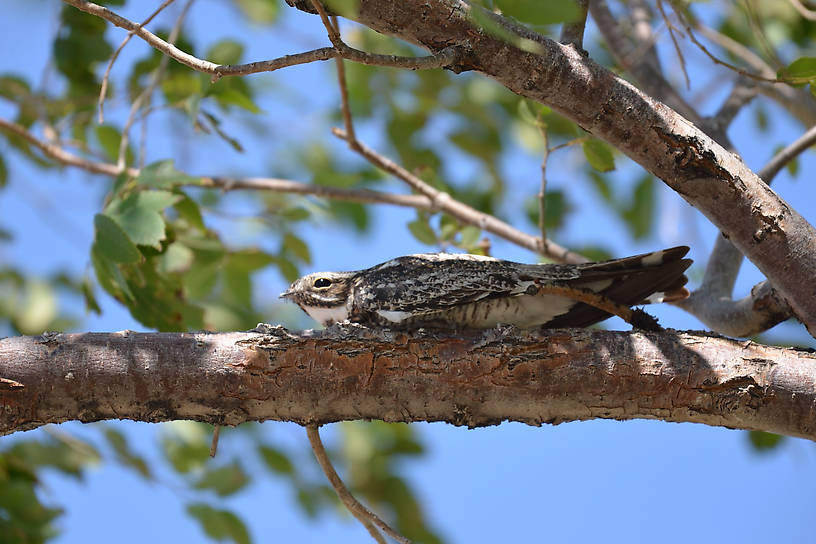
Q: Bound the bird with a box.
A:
[279,246,691,330]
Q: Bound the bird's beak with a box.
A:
[279,288,293,300]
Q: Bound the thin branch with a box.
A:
[118,0,193,171]
[656,0,690,89]
[332,128,588,264]
[559,0,588,50]
[537,119,550,244]
[62,0,460,80]
[306,425,407,544]
[589,0,729,146]
[789,0,816,20]
[709,78,758,132]
[628,0,662,72]
[665,1,780,84]
[757,123,816,183]
[209,425,220,457]
[98,0,176,124]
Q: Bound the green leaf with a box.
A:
[0,152,7,188]
[103,427,152,480]
[136,159,201,188]
[174,193,206,231]
[161,426,211,474]
[493,0,581,25]
[93,214,140,264]
[91,245,134,301]
[275,256,300,283]
[106,191,180,249]
[15,281,58,335]
[207,40,244,66]
[234,0,280,23]
[459,226,482,248]
[214,87,262,114]
[620,175,654,239]
[778,56,816,83]
[323,0,360,18]
[159,242,195,274]
[186,503,251,544]
[582,138,615,172]
[81,277,101,314]
[407,218,438,246]
[587,171,613,203]
[258,445,294,475]
[95,125,133,165]
[748,430,785,452]
[193,462,250,497]
[283,232,311,264]
[280,207,310,222]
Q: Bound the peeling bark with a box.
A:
[284,0,816,336]
[1,326,815,440]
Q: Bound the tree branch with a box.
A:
[2,327,816,440]
[62,0,461,79]
[306,425,407,544]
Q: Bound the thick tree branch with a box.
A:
[2,327,815,440]
[283,0,816,336]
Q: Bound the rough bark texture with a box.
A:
[2,326,815,440]
[286,0,816,336]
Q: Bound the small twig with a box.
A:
[307,0,358,145]
[332,127,588,264]
[757,123,816,183]
[656,0,690,89]
[209,425,220,457]
[664,0,781,84]
[559,0,588,49]
[306,425,408,544]
[709,79,758,131]
[537,117,550,245]
[789,0,816,20]
[0,117,451,213]
[98,0,176,124]
[118,0,194,170]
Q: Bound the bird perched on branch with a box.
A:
[280,246,691,330]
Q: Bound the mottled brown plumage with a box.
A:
[280,246,691,329]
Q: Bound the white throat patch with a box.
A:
[302,305,350,326]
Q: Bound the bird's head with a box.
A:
[279,271,356,325]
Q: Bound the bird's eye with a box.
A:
[313,278,332,289]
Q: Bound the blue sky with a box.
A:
[2,1,816,543]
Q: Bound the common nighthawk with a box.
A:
[279,246,691,329]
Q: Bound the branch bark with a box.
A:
[284,0,816,337]
[2,327,815,440]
